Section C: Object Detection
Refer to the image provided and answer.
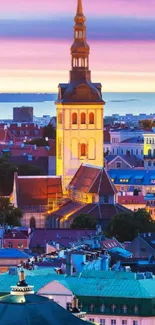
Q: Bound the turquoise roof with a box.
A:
[0,293,91,325]
[1,270,155,300]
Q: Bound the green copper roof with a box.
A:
[0,270,155,300]
[0,294,91,325]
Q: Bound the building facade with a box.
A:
[56,0,105,190]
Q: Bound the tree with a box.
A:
[0,197,22,226]
[27,138,49,147]
[0,158,17,195]
[139,119,153,130]
[18,164,42,176]
[43,124,56,140]
[70,214,97,229]
[107,209,155,242]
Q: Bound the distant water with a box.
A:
[0,92,155,119]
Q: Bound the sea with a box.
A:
[0,92,155,119]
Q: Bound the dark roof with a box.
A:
[64,202,130,229]
[105,155,143,168]
[140,233,155,250]
[30,228,96,248]
[16,175,62,207]
[0,293,91,325]
[4,230,28,240]
[69,165,117,196]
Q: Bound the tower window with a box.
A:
[81,143,86,156]
[81,113,86,124]
[72,112,77,124]
[89,113,94,124]
[148,149,152,156]
[58,112,62,124]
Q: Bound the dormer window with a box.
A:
[111,304,116,313]
[89,304,94,312]
[100,304,105,312]
[122,305,127,314]
[134,305,138,314]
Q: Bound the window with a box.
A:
[148,149,152,156]
[89,304,94,312]
[134,305,138,314]
[18,243,23,249]
[100,304,105,312]
[131,149,133,155]
[58,112,62,124]
[140,246,146,252]
[136,149,138,155]
[104,196,109,203]
[148,160,152,167]
[116,161,122,168]
[81,112,86,124]
[89,319,95,323]
[8,242,12,248]
[133,321,138,325]
[100,320,105,325]
[111,320,116,325]
[81,143,86,157]
[66,302,72,310]
[111,305,116,313]
[122,305,127,314]
[122,321,127,325]
[72,112,77,124]
[28,154,32,161]
[89,113,94,124]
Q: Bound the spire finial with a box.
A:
[77,0,83,15]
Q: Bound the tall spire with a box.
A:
[76,0,83,16]
[70,0,91,83]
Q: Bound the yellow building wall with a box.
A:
[56,103,104,190]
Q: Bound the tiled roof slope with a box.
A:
[69,164,117,195]
[16,176,62,207]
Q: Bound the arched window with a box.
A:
[153,149,155,157]
[148,160,152,167]
[81,113,86,124]
[72,113,77,124]
[148,149,152,156]
[150,138,152,144]
[58,112,62,124]
[89,112,94,124]
[30,217,36,229]
[134,305,138,314]
[81,143,86,156]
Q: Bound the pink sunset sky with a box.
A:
[0,0,155,92]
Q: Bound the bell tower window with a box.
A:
[81,112,86,124]
[81,143,86,157]
[72,112,77,124]
[89,113,94,124]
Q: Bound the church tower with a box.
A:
[56,0,105,190]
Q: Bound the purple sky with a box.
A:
[0,0,155,92]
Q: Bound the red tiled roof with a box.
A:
[69,165,117,196]
[4,229,28,240]
[16,176,62,206]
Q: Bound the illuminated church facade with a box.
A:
[56,0,105,190]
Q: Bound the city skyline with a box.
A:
[0,0,155,93]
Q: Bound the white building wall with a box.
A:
[86,314,155,325]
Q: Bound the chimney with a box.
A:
[66,253,73,276]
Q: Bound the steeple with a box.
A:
[70,0,91,83]
[77,0,83,15]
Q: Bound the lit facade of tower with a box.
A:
[56,0,105,190]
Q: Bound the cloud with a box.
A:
[0,17,155,41]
